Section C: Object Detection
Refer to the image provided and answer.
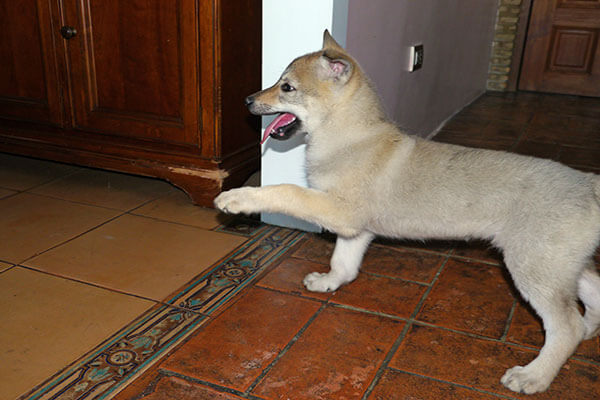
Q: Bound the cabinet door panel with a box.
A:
[0,0,63,125]
[65,0,200,146]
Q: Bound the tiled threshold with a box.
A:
[16,219,303,400]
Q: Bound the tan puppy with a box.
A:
[215,30,600,394]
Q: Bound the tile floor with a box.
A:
[1,91,600,400]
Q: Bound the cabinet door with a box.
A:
[64,0,201,146]
[0,0,64,125]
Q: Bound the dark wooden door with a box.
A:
[519,0,600,96]
[0,0,64,125]
[63,0,201,146]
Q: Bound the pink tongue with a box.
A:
[261,113,296,144]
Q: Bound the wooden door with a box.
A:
[0,0,64,125]
[519,0,600,96]
[63,0,201,146]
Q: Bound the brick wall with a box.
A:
[487,0,522,91]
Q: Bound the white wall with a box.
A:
[259,1,497,230]
[260,0,348,230]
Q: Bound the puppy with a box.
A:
[215,30,600,394]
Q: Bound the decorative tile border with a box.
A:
[21,224,303,400]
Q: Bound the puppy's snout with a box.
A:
[244,95,255,107]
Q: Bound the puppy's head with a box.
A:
[246,30,358,144]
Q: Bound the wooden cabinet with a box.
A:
[0,0,261,206]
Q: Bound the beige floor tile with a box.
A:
[31,168,173,210]
[24,214,247,300]
[0,261,12,272]
[0,267,154,400]
[0,153,77,191]
[0,193,120,264]
[0,188,16,199]
[133,189,229,229]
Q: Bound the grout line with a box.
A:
[18,210,129,265]
[330,303,409,322]
[16,194,224,266]
[409,319,528,345]
[245,303,327,395]
[361,253,451,399]
[501,299,518,342]
[160,369,266,400]
[361,270,431,286]
[447,253,503,266]
[20,191,126,212]
[384,368,520,400]
[256,284,331,304]
[16,264,212,316]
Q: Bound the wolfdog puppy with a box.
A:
[215,30,600,393]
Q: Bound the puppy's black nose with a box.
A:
[244,96,254,106]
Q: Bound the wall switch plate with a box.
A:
[409,44,424,72]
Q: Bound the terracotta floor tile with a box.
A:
[450,240,504,265]
[506,301,544,348]
[389,324,600,399]
[512,140,562,160]
[133,188,230,229]
[0,153,77,191]
[31,168,173,210]
[330,273,426,318]
[480,119,525,142]
[362,245,446,284]
[24,214,247,300]
[0,267,154,400]
[0,193,119,263]
[524,115,600,148]
[433,130,515,151]
[440,115,487,134]
[461,103,536,124]
[252,306,404,399]
[559,146,600,170]
[162,287,320,392]
[527,112,572,135]
[507,301,600,363]
[256,257,332,301]
[292,233,336,265]
[115,369,247,400]
[388,238,455,254]
[368,369,498,400]
[417,258,514,338]
[540,94,600,119]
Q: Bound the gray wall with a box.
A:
[346,0,498,136]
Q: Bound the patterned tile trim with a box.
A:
[21,225,304,400]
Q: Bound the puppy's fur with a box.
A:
[215,31,600,394]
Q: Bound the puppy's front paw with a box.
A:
[303,272,346,293]
[214,187,260,215]
[501,365,552,394]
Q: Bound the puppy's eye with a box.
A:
[281,83,295,92]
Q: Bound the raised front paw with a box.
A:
[501,365,552,394]
[214,187,260,215]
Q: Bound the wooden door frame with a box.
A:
[506,0,534,91]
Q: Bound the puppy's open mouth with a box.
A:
[261,113,300,144]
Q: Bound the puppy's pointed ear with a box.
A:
[322,29,345,52]
[318,50,353,84]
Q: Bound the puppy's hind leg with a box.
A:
[501,258,586,394]
[578,262,600,339]
[303,231,374,292]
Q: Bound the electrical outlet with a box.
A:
[409,44,424,72]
